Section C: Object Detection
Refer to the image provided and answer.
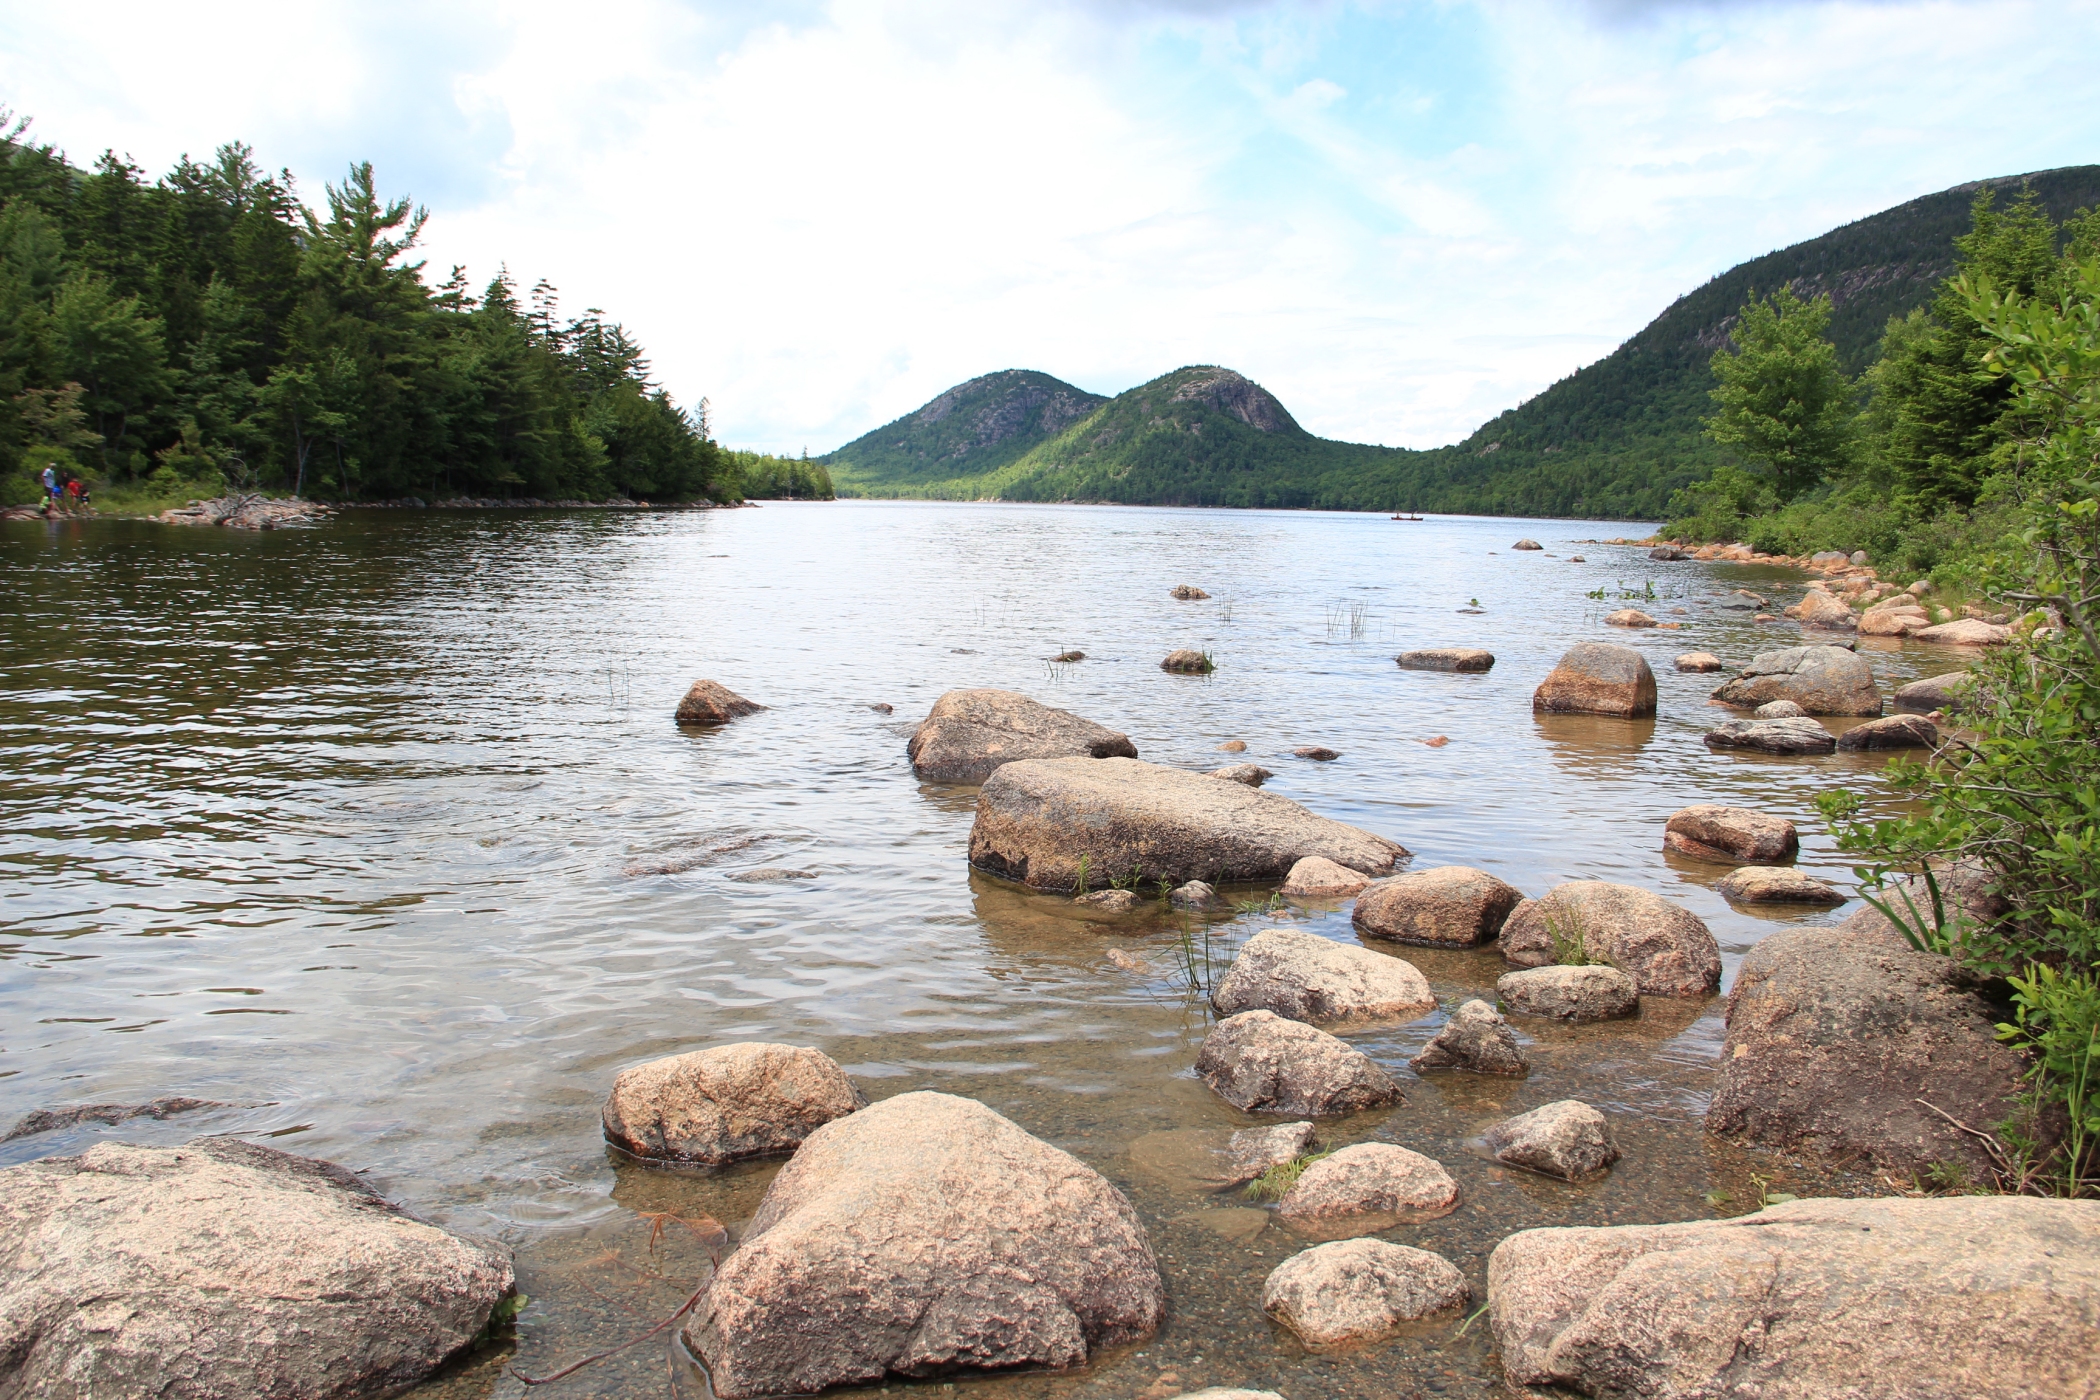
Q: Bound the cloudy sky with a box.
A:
[4,1,2097,453]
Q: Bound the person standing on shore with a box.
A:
[42,464,59,507]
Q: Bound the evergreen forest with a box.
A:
[0,114,831,507]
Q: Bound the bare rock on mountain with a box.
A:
[688,1093,1163,1399]
[907,688,1137,784]
[0,1138,513,1400]
[1489,1197,2100,1399]
[1168,367,1299,432]
[969,757,1405,892]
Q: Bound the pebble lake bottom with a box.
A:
[1,500,1964,1398]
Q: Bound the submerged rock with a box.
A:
[1276,1144,1461,1233]
[1194,1010,1404,1117]
[1280,855,1372,898]
[1161,649,1214,673]
[1409,999,1527,1075]
[602,1042,865,1165]
[1499,881,1720,997]
[1532,642,1657,718]
[1702,716,1837,754]
[1673,651,1724,672]
[1394,647,1494,672]
[1710,645,1882,715]
[1837,713,1939,751]
[3,1096,222,1142]
[689,1092,1164,1398]
[1603,608,1657,628]
[1168,879,1216,909]
[0,1138,513,1400]
[1074,889,1143,913]
[1707,923,2033,1176]
[1481,1100,1619,1180]
[1713,866,1845,904]
[1293,745,1340,761]
[1218,739,1248,752]
[1352,865,1524,948]
[1512,538,1543,550]
[1496,965,1640,1023]
[1662,804,1799,865]
[675,679,765,725]
[968,757,1405,892]
[1489,1197,2100,1399]
[1207,762,1272,786]
[906,688,1137,784]
[1211,928,1435,1029]
[1170,584,1211,600]
[1264,1240,1470,1350]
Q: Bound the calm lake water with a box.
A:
[1,502,1964,1398]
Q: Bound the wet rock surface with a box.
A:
[688,1092,1164,1398]
[1408,998,1527,1075]
[1394,648,1495,672]
[906,688,1138,784]
[1280,855,1372,898]
[1161,649,1214,673]
[969,756,1405,892]
[1752,699,1808,718]
[1708,923,2034,1176]
[1713,866,1845,904]
[1489,1197,2100,1399]
[1496,965,1640,1023]
[602,1042,865,1165]
[1207,763,1272,786]
[1710,644,1882,715]
[1074,889,1143,913]
[1481,1100,1619,1181]
[1532,642,1657,718]
[675,679,765,725]
[3,1096,223,1142]
[1169,879,1216,909]
[0,1138,513,1400]
[1225,1122,1320,1185]
[1662,804,1799,865]
[1498,881,1720,997]
[1211,927,1436,1029]
[1702,716,1837,754]
[1264,1239,1470,1350]
[1673,651,1724,672]
[1352,865,1524,948]
[1276,1143,1460,1234]
[1603,608,1657,628]
[1194,1010,1405,1117]
[1894,670,1971,714]
[1836,713,1939,750]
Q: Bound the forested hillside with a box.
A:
[827,165,2100,518]
[0,114,766,506]
[825,369,1106,494]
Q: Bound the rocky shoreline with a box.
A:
[6,543,2093,1400]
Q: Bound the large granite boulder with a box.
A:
[1702,716,1838,754]
[1194,1011,1405,1117]
[1489,1197,2100,1398]
[1836,713,1938,751]
[907,689,1137,784]
[1482,1100,1620,1180]
[1395,648,1494,672]
[1409,998,1528,1075]
[1894,670,1971,714]
[968,757,1406,892]
[1211,928,1436,1029]
[1498,881,1720,997]
[1793,588,1858,630]
[676,679,764,725]
[1497,965,1640,1022]
[0,1138,514,1400]
[1913,618,2011,646]
[1707,922,2032,1176]
[1532,642,1657,718]
[1263,1240,1469,1349]
[1712,866,1844,904]
[603,1042,865,1165]
[688,1092,1164,1398]
[1276,1144,1461,1234]
[1352,866,1524,948]
[1662,804,1799,865]
[1710,645,1882,715]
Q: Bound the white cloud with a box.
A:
[2,0,2097,452]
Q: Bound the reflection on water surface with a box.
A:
[1,503,1962,1397]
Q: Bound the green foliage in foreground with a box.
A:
[1818,248,2100,1195]
[0,112,738,506]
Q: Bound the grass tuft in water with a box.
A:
[1243,1150,1332,1201]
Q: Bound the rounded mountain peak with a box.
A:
[1163,366,1299,434]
